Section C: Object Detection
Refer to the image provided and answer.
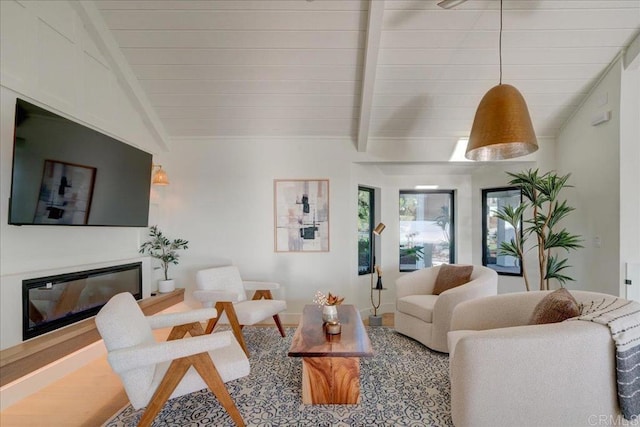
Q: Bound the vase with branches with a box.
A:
[496,169,583,291]
[139,225,189,282]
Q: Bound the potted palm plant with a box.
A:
[139,225,189,293]
[496,169,583,291]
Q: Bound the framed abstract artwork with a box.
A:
[274,179,329,252]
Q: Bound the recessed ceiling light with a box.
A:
[415,185,439,190]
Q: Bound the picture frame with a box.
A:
[33,159,96,225]
[274,179,329,252]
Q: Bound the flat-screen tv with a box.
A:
[9,98,152,226]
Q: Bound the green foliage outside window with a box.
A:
[358,187,374,275]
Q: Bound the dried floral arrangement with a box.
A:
[313,291,344,306]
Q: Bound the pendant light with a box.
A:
[152,164,170,186]
[465,0,538,161]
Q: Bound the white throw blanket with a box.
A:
[578,297,640,420]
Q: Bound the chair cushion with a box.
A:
[397,294,438,323]
[196,266,247,302]
[433,264,473,295]
[529,288,580,325]
[96,292,154,351]
[219,299,287,325]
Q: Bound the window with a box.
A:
[482,187,523,276]
[399,190,455,272]
[358,186,374,275]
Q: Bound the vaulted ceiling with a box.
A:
[93,0,640,152]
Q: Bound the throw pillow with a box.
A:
[432,264,473,295]
[529,288,580,325]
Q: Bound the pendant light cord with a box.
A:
[499,0,503,85]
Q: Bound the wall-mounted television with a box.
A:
[9,99,152,227]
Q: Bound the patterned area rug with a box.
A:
[104,327,452,426]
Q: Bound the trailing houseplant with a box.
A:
[496,169,583,291]
[139,225,189,291]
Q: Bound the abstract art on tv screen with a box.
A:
[274,179,329,252]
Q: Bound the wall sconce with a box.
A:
[152,164,169,186]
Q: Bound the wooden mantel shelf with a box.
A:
[0,289,185,387]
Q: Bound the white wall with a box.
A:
[555,60,623,296]
[165,140,480,319]
[0,0,165,349]
[168,135,570,313]
[164,139,352,319]
[620,41,640,300]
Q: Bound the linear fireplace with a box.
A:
[23,262,142,340]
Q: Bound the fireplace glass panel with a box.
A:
[23,263,142,340]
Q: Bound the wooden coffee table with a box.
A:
[288,304,373,404]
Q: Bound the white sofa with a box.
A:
[448,290,621,427]
[394,265,498,353]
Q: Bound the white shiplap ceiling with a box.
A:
[93,0,640,151]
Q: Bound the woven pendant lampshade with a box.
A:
[464,0,538,161]
[152,165,170,185]
[465,84,538,161]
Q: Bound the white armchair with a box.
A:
[95,292,250,427]
[395,264,497,353]
[448,290,620,427]
[194,266,287,356]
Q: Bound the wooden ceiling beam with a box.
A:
[71,1,170,152]
[356,0,385,152]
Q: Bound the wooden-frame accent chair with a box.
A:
[95,292,249,427]
[194,266,287,356]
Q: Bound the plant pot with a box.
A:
[322,305,338,323]
[158,279,175,293]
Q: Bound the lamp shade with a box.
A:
[152,166,169,185]
[465,84,538,161]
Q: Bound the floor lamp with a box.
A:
[369,222,386,326]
